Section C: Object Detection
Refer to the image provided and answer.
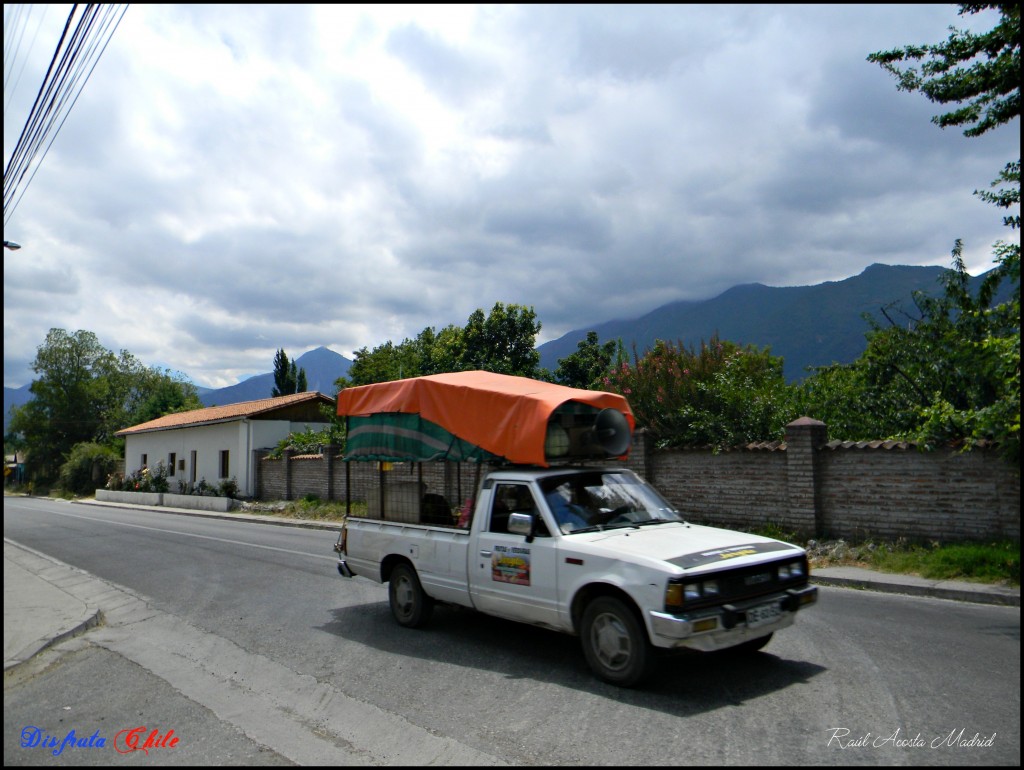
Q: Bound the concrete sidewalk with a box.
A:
[4,498,1020,676]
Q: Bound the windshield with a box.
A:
[539,470,685,534]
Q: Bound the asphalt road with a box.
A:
[5,497,1020,766]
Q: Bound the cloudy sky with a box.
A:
[3,4,1019,389]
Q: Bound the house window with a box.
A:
[189,451,197,485]
[219,450,230,479]
[141,453,148,469]
[168,453,176,475]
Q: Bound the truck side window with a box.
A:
[490,484,550,537]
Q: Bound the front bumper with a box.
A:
[648,585,818,648]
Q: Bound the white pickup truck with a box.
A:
[332,372,817,687]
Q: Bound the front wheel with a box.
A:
[580,596,655,687]
[388,563,434,628]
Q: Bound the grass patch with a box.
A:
[811,539,1019,586]
[731,522,1018,586]
[872,541,1020,585]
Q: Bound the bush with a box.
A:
[218,477,240,499]
[124,461,170,493]
[58,442,120,496]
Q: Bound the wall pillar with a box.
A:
[785,417,828,536]
[283,448,294,501]
[323,444,337,501]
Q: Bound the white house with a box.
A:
[115,391,335,498]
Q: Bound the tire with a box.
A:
[580,596,655,687]
[388,563,434,628]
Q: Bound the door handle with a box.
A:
[479,550,492,557]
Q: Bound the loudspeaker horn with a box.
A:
[593,408,631,456]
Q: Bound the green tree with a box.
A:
[129,369,202,426]
[798,242,1019,462]
[8,329,107,481]
[862,3,1020,463]
[605,336,798,450]
[554,331,622,390]
[868,3,1019,228]
[458,302,541,376]
[868,4,1019,139]
[341,340,421,387]
[57,441,120,496]
[337,303,543,389]
[271,349,307,396]
[7,329,202,484]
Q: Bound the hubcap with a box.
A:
[591,611,632,671]
[394,576,413,616]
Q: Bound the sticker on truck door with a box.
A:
[492,544,530,585]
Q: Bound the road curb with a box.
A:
[811,574,1020,607]
[3,538,106,676]
[72,497,343,532]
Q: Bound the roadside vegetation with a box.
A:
[238,495,364,522]
[810,538,1020,587]
[747,522,1019,587]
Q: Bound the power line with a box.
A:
[3,3,129,229]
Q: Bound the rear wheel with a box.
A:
[388,563,434,628]
[580,596,655,687]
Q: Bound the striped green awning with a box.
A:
[344,413,504,463]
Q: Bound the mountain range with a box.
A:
[4,262,1000,431]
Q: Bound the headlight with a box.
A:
[777,560,806,580]
[666,579,719,609]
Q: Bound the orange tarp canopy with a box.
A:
[336,371,635,467]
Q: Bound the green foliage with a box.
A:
[799,246,1019,463]
[129,369,202,426]
[605,336,799,449]
[272,349,307,397]
[337,302,543,389]
[124,461,170,493]
[217,477,240,499]
[267,424,344,459]
[869,540,1020,585]
[849,6,1021,465]
[459,302,541,375]
[7,329,201,485]
[554,331,623,390]
[867,3,1020,139]
[57,442,120,496]
[193,478,217,496]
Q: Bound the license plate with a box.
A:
[746,602,781,628]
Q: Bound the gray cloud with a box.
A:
[3,4,1018,389]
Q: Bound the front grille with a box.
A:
[672,556,809,612]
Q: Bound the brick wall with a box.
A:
[649,446,790,532]
[253,420,1020,543]
[817,444,1019,542]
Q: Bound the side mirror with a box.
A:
[507,512,534,541]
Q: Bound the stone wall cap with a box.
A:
[787,416,827,427]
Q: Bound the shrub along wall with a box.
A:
[254,419,1020,543]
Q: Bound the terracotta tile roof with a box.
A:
[823,439,915,450]
[115,391,334,436]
